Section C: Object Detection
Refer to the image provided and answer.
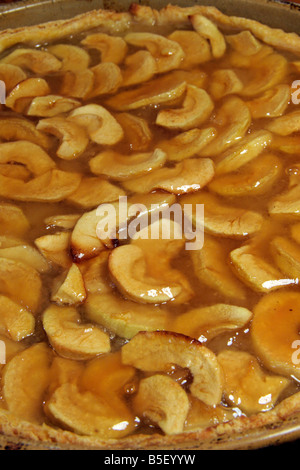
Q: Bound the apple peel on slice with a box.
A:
[133,374,190,435]
[156,85,214,131]
[27,95,80,117]
[109,244,182,304]
[122,158,215,195]
[122,330,223,406]
[69,104,124,146]
[42,305,110,360]
[89,148,167,181]
[1,48,61,74]
[37,117,89,160]
[81,33,128,64]
[124,32,185,74]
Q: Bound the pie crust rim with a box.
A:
[0,0,300,450]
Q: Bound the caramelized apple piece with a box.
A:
[81,33,128,64]
[47,44,90,72]
[226,31,262,56]
[27,95,80,117]
[85,292,168,339]
[122,331,222,406]
[99,192,178,248]
[42,305,110,360]
[133,374,190,435]
[0,168,81,203]
[88,62,122,98]
[69,104,124,146]
[81,350,135,393]
[45,383,135,438]
[115,113,152,151]
[0,63,26,92]
[214,130,273,175]
[44,214,80,231]
[251,291,300,379]
[218,350,290,414]
[0,163,30,181]
[246,84,291,119]
[124,32,185,73]
[159,127,216,162]
[0,140,55,176]
[129,220,194,304]
[105,73,187,111]
[190,14,226,59]
[109,245,182,304]
[199,96,251,157]
[209,69,243,100]
[89,148,167,181]
[291,223,300,244]
[270,135,300,155]
[0,117,52,149]
[1,48,61,74]
[0,334,27,368]
[230,244,295,293]
[2,343,53,424]
[5,77,50,113]
[166,69,208,88]
[0,258,42,313]
[79,252,111,295]
[123,158,214,195]
[190,234,247,300]
[122,50,157,86]
[0,235,25,248]
[71,193,176,260]
[51,263,86,306]
[156,85,214,131]
[270,236,300,279]
[168,30,211,68]
[0,203,30,237]
[209,153,283,197]
[185,397,235,432]
[0,244,50,273]
[70,209,105,262]
[36,117,89,160]
[269,182,300,217]
[170,304,252,343]
[80,352,137,432]
[236,52,288,98]
[266,110,300,136]
[180,191,264,239]
[35,231,72,269]
[58,69,94,99]
[67,176,125,209]
[0,295,35,341]
[47,356,84,397]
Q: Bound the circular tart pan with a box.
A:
[1,0,300,451]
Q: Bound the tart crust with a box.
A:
[1,3,300,55]
[1,390,300,450]
[0,2,300,450]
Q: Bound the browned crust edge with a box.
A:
[1,389,300,450]
[129,3,300,55]
[0,2,300,55]
[0,1,300,450]
[0,7,132,54]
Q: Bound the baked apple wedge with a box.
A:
[122,331,223,406]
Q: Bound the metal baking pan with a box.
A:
[1,0,300,30]
[0,0,300,451]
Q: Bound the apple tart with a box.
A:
[1,2,300,450]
